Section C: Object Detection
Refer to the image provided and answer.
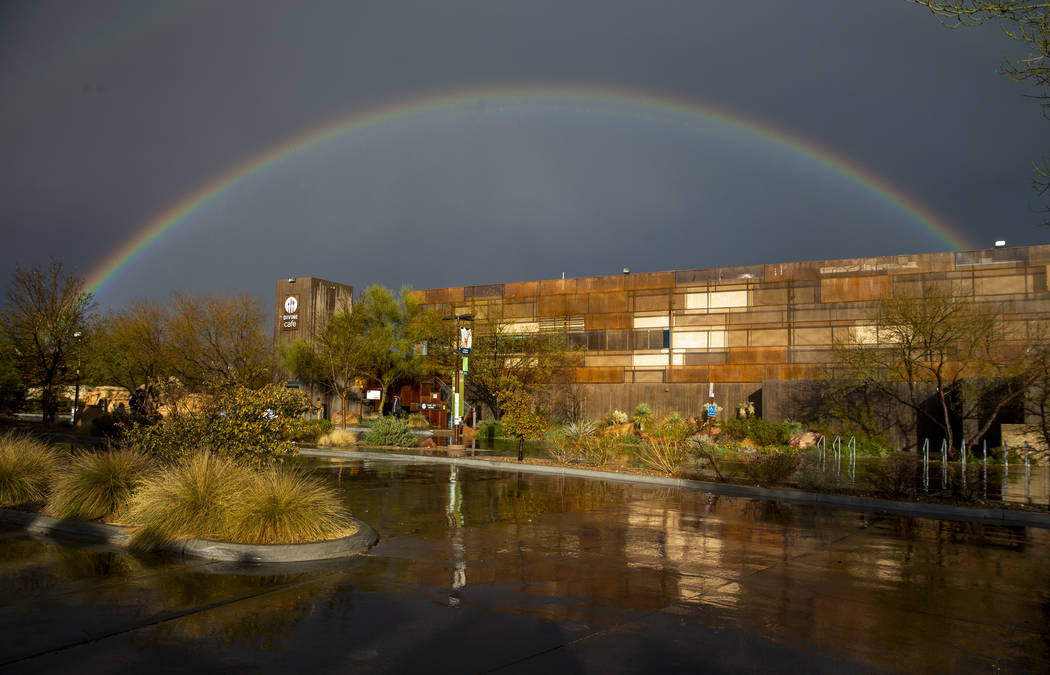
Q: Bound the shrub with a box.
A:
[478,419,503,440]
[636,436,691,475]
[547,420,597,463]
[687,434,726,481]
[0,433,61,505]
[127,451,249,547]
[317,429,360,448]
[631,403,653,431]
[225,466,352,544]
[362,416,418,447]
[721,417,792,447]
[602,410,629,426]
[47,448,154,521]
[742,448,801,487]
[126,384,311,464]
[289,419,333,444]
[406,413,431,429]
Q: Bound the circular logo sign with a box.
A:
[284,296,298,314]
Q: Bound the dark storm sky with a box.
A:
[2,0,1047,311]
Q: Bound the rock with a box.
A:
[420,437,436,448]
[790,431,821,449]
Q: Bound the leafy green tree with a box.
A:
[498,377,550,461]
[908,1,1050,217]
[0,341,25,412]
[283,309,367,428]
[351,285,431,408]
[3,259,94,423]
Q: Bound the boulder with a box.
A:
[790,431,821,449]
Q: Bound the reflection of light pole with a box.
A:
[442,313,473,445]
[71,331,82,426]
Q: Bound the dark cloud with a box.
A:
[2,0,1046,311]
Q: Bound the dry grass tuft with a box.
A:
[316,429,360,448]
[226,466,353,544]
[0,433,61,506]
[47,448,154,521]
[127,451,248,548]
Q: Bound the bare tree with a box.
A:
[3,259,94,424]
[832,285,1033,455]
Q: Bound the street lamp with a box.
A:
[442,313,474,444]
[72,331,82,426]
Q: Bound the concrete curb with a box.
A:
[0,509,379,563]
[302,448,1050,530]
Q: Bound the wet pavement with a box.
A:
[2,457,1049,673]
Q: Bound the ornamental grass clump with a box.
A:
[0,433,60,506]
[636,436,691,475]
[225,466,353,544]
[47,448,154,521]
[127,451,249,548]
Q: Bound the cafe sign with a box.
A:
[281,295,300,331]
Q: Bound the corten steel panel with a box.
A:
[406,289,426,302]
[709,364,764,382]
[539,278,578,295]
[974,274,1028,296]
[673,313,727,327]
[727,310,784,326]
[727,330,748,348]
[753,287,789,306]
[631,369,665,383]
[577,275,625,293]
[683,352,728,365]
[820,276,891,303]
[624,271,675,291]
[666,366,711,383]
[748,329,789,347]
[634,293,670,312]
[585,354,633,367]
[585,312,632,330]
[728,346,788,364]
[588,292,629,314]
[786,348,839,364]
[538,294,588,316]
[572,366,625,384]
[503,281,540,299]
[764,261,822,281]
[764,364,825,380]
[466,284,505,299]
[793,326,832,347]
[499,302,537,319]
[789,284,818,305]
[1028,244,1050,263]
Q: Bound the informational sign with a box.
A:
[281,294,300,331]
[366,390,382,400]
[706,403,717,418]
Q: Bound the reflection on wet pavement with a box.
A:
[2,457,1049,673]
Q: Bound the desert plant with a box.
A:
[362,416,418,447]
[547,420,597,463]
[127,451,250,547]
[687,434,726,481]
[47,448,154,521]
[720,417,792,447]
[316,429,360,448]
[631,403,653,431]
[225,466,353,544]
[603,409,629,426]
[0,433,61,505]
[636,435,691,474]
[579,434,617,467]
[406,413,431,429]
[742,448,801,487]
[655,412,689,441]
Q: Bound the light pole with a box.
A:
[442,313,473,445]
[72,331,82,426]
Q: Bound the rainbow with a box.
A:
[84,84,979,296]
